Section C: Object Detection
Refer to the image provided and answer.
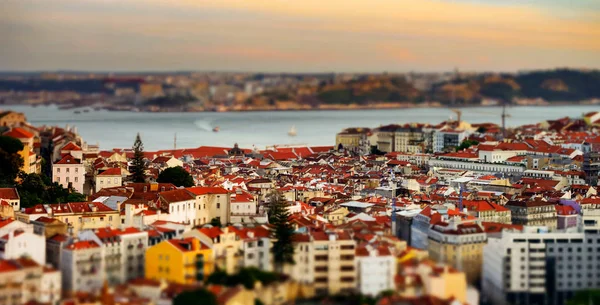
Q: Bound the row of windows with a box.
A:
[56,167,79,173]
[170,202,222,213]
[57,177,78,183]
[99,178,119,184]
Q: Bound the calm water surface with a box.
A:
[2,105,599,151]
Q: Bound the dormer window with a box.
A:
[143,186,147,192]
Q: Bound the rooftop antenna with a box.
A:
[458,183,464,211]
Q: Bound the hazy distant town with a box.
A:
[1,69,599,113]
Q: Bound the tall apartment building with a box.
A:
[356,245,396,296]
[428,220,487,284]
[335,128,371,155]
[61,240,105,295]
[0,257,61,305]
[291,231,357,295]
[78,227,149,285]
[374,124,430,154]
[433,129,469,153]
[505,200,558,231]
[583,144,600,186]
[482,227,600,305]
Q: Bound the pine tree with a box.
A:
[130,133,147,183]
[267,191,295,273]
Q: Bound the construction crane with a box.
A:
[450,109,462,124]
[462,104,511,137]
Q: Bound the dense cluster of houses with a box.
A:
[1,110,600,305]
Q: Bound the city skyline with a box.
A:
[2,0,600,73]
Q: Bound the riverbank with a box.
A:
[44,99,599,114]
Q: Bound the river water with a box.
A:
[2,105,598,151]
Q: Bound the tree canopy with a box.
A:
[267,191,295,272]
[173,288,217,305]
[157,166,194,187]
[0,136,24,186]
[130,133,147,183]
[206,267,278,290]
[17,172,87,208]
[456,140,479,152]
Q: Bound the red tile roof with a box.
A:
[98,168,122,176]
[159,189,195,203]
[0,188,19,200]
[54,154,81,165]
[167,237,209,252]
[65,240,100,250]
[197,226,223,239]
[186,187,228,196]
[0,218,15,229]
[61,142,82,151]
[3,127,34,139]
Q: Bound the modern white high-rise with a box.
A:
[482,226,600,305]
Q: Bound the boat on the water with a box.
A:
[213,126,220,132]
[74,110,81,114]
[288,125,297,137]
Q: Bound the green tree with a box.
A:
[567,289,600,305]
[173,288,217,305]
[210,217,222,228]
[157,166,194,187]
[17,172,86,207]
[456,140,479,151]
[0,136,24,186]
[267,191,295,272]
[130,133,147,183]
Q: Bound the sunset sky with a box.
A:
[2,0,599,72]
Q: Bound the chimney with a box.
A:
[191,238,200,251]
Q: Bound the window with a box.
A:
[75,177,78,182]
[217,203,220,209]
[66,177,69,183]
[114,178,118,183]
[66,168,70,173]
[75,168,78,173]
[57,168,60,173]
[109,216,112,221]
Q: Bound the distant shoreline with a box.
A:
[2,100,598,114]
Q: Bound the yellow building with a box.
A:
[15,202,119,235]
[0,111,26,127]
[335,128,371,153]
[145,237,213,284]
[396,249,467,303]
[182,226,242,274]
[427,220,486,284]
[3,127,41,174]
[323,206,349,226]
